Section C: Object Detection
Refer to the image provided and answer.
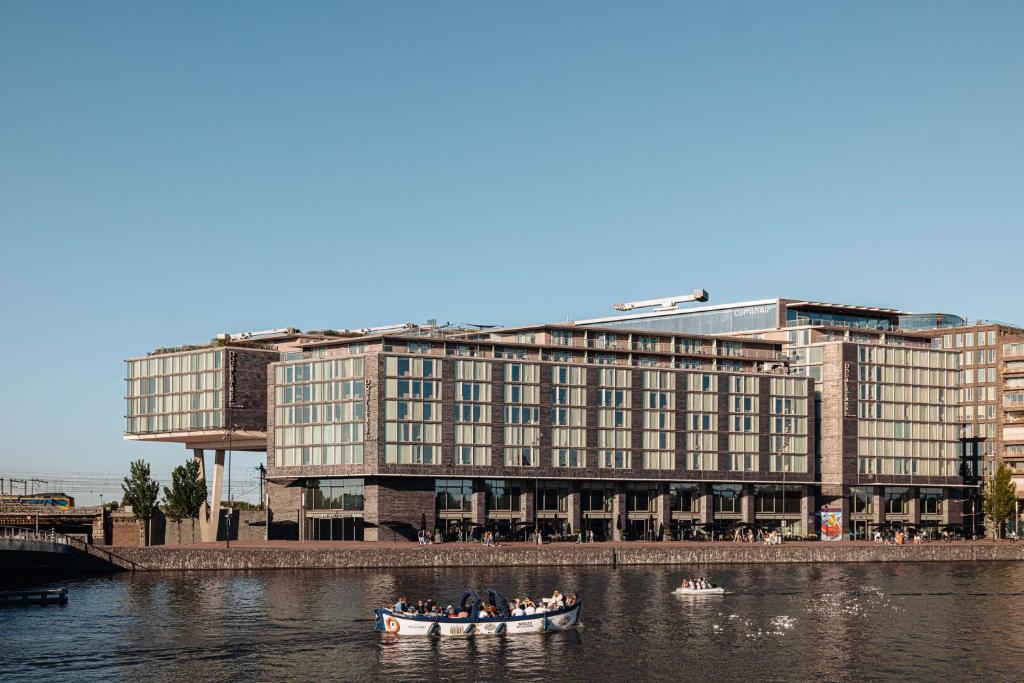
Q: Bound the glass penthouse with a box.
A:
[577,299,968,538]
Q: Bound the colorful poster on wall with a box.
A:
[820,507,842,541]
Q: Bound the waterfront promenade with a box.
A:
[104,540,1024,571]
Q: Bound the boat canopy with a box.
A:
[457,588,511,618]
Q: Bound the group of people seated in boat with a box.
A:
[679,577,715,591]
[390,591,576,619]
[508,591,578,616]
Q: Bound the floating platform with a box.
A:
[0,588,68,606]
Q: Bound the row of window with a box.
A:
[126,391,221,417]
[276,445,364,467]
[276,401,365,426]
[850,486,946,515]
[380,445,808,472]
[275,358,364,384]
[856,457,959,476]
[857,402,957,423]
[126,411,223,434]
[275,380,365,405]
[858,438,959,458]
[275,423,365,447]
[126,350,222,379]
[856,421,959,440]
[857,346,959,369]
[433,479,806,515]
[127,371,222,398]
[940,330,997,348]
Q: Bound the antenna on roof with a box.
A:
[613,289,709,312]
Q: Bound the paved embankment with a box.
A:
[106,542,1024,571]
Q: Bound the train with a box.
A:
[0,493,75,509]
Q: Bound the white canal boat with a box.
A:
[374,589,581,637]
[673,586,725,596]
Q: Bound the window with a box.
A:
[712,484,742,513]
[670,483,701,512]
[598,450,630,468]
[850,487,873,514]
[305,478,364,511]
[919,488,943,515]
[485,479,521,512]
[582,484,614,512]
[536,483,568,512]
[626,483,659,512]
[728,453,757,472]
[754,485,800,514]
[436,479,473,512]
[884,487,910,514]
[553,448,585,468]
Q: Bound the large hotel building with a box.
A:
[124,295,1022,542]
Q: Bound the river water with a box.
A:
[2,562,1022,681]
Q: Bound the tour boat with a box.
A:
[374,589,581,637]
[673,586,725,596]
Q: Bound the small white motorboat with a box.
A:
[673,586,725,596]
[375,588,581,637]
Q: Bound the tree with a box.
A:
[983,464,1017,539]
[163,458,207,544]
[122,459,160,546]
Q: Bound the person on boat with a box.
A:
[511,600,526,617]
[524,600,537,615]
[547,590,565,608]
[567,593,578,606]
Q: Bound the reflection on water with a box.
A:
[2,562,1023,681]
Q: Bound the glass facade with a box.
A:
[125,350,223,433]
[787,307,897,330]
[856,346,960,477]
[898,313,967,330]
[305,478,364,511]
[384,356,441,464]
[591,303,778,335]
[274,357,365,466]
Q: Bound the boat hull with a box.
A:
[673,588,725,595]
[375,602,580,637]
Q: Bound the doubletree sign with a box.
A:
[228,350,244,409]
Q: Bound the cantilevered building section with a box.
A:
[123,328,350,541]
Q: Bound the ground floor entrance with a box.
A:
[305,516,364,541]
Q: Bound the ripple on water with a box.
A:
[1,563,1022,681]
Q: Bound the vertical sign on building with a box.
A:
[842,362,857,418]
[228,350,242,409]
[364,378,375,441]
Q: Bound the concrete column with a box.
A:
[740,484,756,524]
[612,491,626,541]
[522,485,535,525]
[873,489,885,526]
[201,449,225,543]
[567,486,582,536]
[471,490,486,525]
[800,486,816,539]
[944,489,964,527]
[192,449,208,538]
[656,484,671,540]
[908,487,921,525]
[699,484,714,524]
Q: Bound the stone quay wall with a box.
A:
[107,543,1024,571]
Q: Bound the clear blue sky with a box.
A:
[1,3,1022,499]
